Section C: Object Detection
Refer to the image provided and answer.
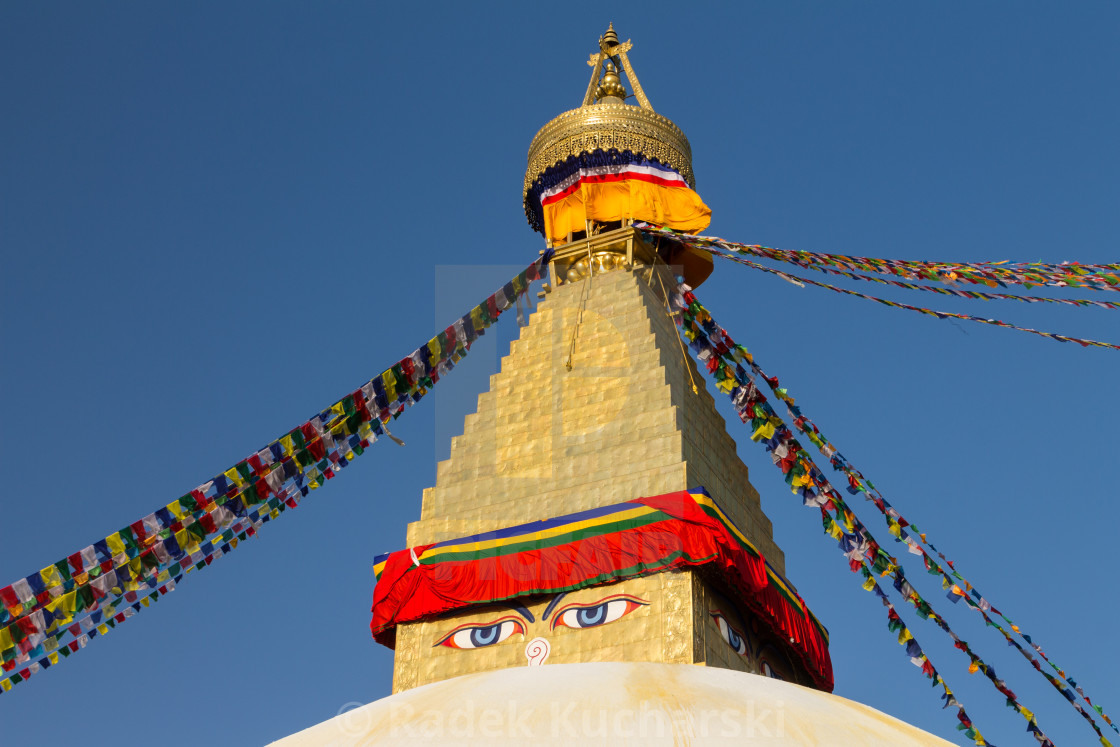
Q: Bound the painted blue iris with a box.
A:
[552,595,648,630]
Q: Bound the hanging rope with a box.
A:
[638,225,1120,293]
[663,280,1100,747]
[733,315,1119,743]
[0,252,551,693]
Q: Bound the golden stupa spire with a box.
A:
[582,22,652,109]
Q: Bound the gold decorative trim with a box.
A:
[523,103,695,227]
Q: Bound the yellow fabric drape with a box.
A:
[543,179,711,242]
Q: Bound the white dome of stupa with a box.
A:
[271,662,952,746]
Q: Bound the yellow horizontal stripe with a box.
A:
[688,491,762,557]
[766,567,804,611]
[420,505,659,562]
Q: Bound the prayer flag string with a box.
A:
[725,321,1119,742]
[638,225,1120,293]
[0,252,551,692]
[706,245,1120,309]
[663,277,1083,747]
[699,246,1120,351]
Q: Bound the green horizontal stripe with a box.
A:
[695,502,761,558]
[420,512,673,565]
[406,549,717,617]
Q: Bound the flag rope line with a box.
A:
[637,225,1120,293]
[722,308,1118,741]
[706,245,1120,309]
[664,281,1081,747]
[702,247,1120,351]
[0,252,551,692]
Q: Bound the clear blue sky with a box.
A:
[2,3,1117,745]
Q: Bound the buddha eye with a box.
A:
[761,661,785,680]
[551,594,648,631]
[435,616,525,649]
[711,611,749,656]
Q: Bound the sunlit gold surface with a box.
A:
[565,251,628,282]
[407,265,780,567]
[395,251,794,692]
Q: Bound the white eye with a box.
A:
[713,613,748,655]
[553,596,646,630]
[441,619,523,649]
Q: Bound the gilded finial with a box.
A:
[600,22,619,52]
[594,62,627,103]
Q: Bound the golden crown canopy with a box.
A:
[523,24,697,233]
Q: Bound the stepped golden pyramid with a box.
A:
[274,25,951,745]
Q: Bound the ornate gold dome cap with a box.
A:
[523,24,696,233]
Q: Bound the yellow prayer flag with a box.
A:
[97,624,109,636]
[968,661,979,674]
[280,435,295,456]
[168,501,187,520]
[48,652,59,665]
[175,528,195,554]
[224,468,246,488]
[106,532,126,557]
[750,422,776,441]
[0,679,11,692]
[59,590,76,621]
[0,627,12,652]
[470,306,486,331]
[39,564,63,589]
